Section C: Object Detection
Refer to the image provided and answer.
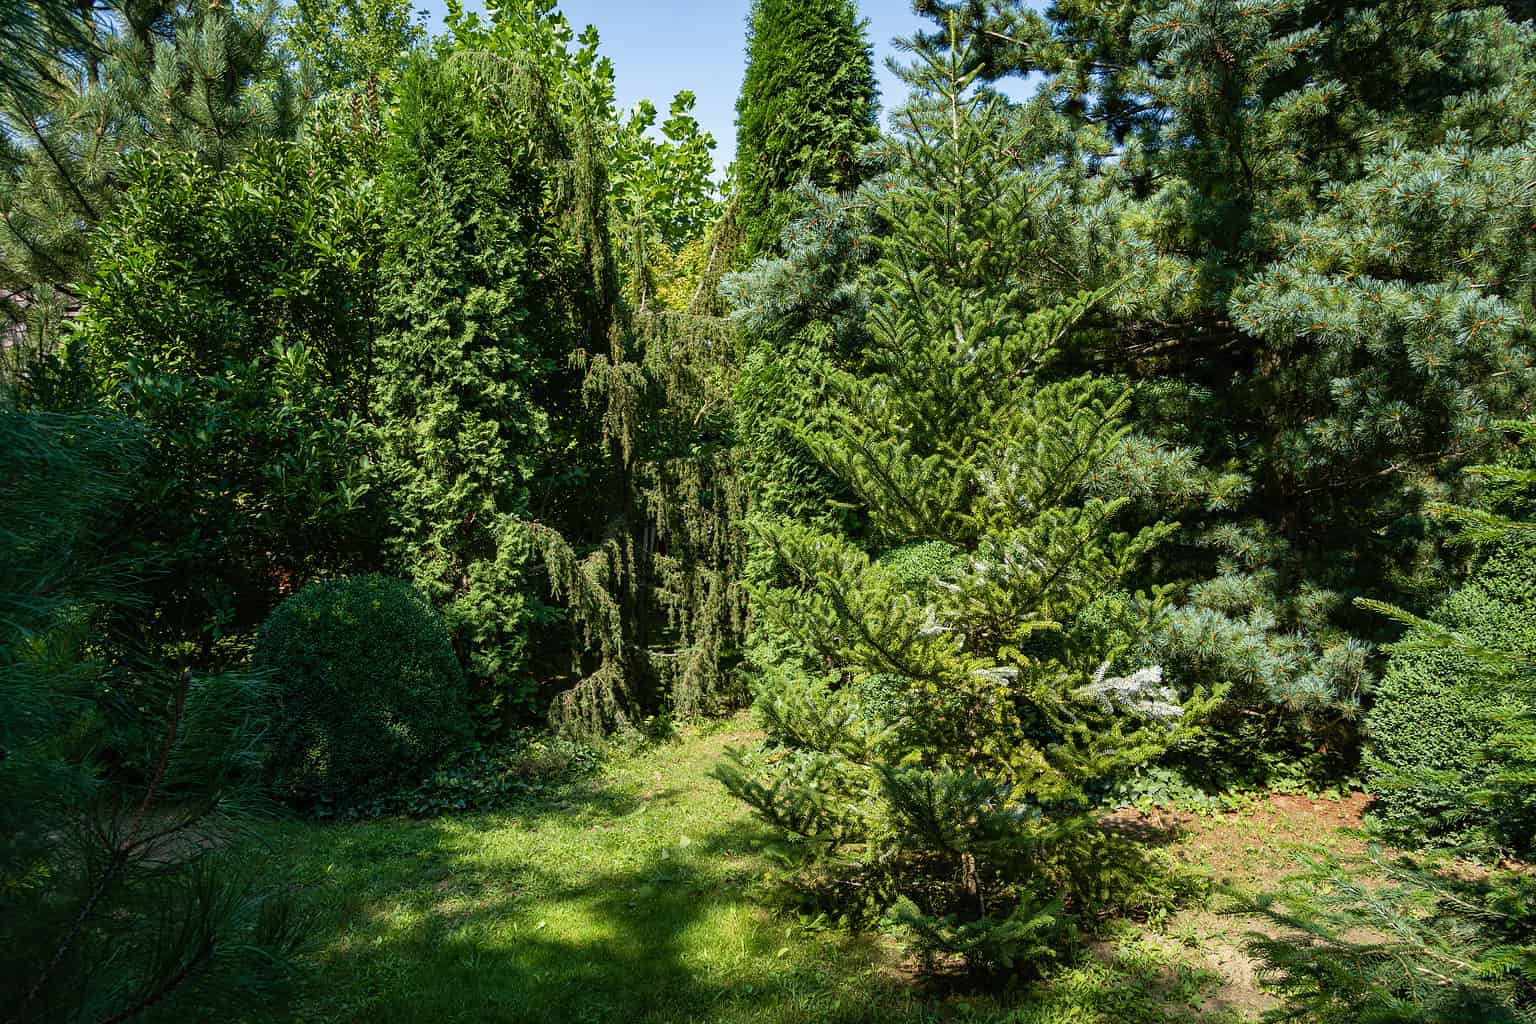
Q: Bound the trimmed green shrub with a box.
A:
[256,575,473,808]
[1366,544,1536,848]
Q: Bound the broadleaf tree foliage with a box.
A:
[1,0,301,386]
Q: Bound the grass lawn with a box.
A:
[242,716,1366,1023]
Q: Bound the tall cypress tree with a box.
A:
[733,0,879,255]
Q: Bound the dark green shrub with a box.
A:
[256,575,473,808]
[875,540,963,598]
[1366,544,1536,849]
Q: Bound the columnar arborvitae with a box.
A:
[734,0,879,255]
[719,30,1206,973]
[373,49,605,719]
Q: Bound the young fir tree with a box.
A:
[912,0,1536,781]
[717,31,1206,973]
[733,0,879,256]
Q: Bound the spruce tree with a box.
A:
[718,30,1204,972]
[734,0,879,255]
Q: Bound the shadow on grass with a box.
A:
[248,749,1250,1024]
[270,818,922,1024]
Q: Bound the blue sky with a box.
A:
[412,1,951,172]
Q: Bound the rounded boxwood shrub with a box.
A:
[1366,544,1536,848]
[256,575,473,809]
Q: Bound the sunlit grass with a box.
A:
[243,717,1267,1023]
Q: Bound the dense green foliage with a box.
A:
[1242,845,1536,1024]
[734,0,879,255]
[6,0,1536,1017]
[71,142,381,658]
[256,575,473,808]
[372,49,604,710]
[0,412,299,1023]
[1240,420,1536,1022]
[718,33,1211,972]
[912,0,1536,781]
[1366,542,1536,850]
[1,0,301,382]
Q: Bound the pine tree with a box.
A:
[734,0,879,256]
[718,29,1205,973]
[1,0,299,391]
[0,411,301,1022]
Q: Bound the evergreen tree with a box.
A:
[0,411,300,1022]
[734,0,879,255]
[1240,421,1536,1023]
[913,1,1536,776]
[435,0,749,733]
[1,0,300,390]
[70,139,382,661]
[372,48,608,720]
[718,31,1205,972]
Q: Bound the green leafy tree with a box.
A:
[611,90,720,311]
[71,140,383,660]
[734,0,879,255]
[284,0,424,92]
[718,32,1205,972]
